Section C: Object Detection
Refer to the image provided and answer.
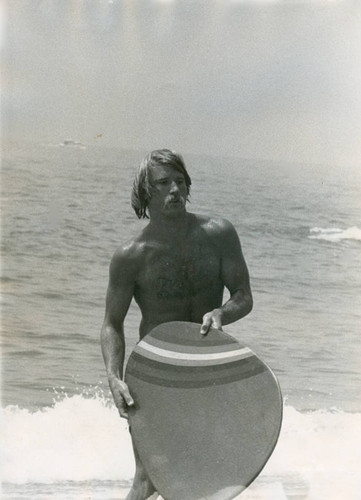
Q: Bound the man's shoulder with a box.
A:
[193,213,236,237]
[109,235,147,275]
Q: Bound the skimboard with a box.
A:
[125,321,282,500]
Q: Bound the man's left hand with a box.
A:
[200,308,223,335]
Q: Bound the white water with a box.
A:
[1,394,360,499]
[309,226,361,242]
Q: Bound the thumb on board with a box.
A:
[200,314,212,335]
[122,386,134,406]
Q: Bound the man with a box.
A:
[101,149,253,500]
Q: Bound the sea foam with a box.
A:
[1,395,361,499]
[1,395,134,484]
[309,226,361,242]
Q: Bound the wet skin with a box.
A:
[100,165,253,499]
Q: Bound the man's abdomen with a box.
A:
[137,285,224,338]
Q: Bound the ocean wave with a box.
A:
[1,394,360,499]
[309,226,361,242]
[1,394,134,484]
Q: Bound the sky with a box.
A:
[2,0,361,166]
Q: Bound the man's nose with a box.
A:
[170,181,179,193]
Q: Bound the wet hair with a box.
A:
[131,149,192,219]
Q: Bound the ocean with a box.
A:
[1,142,360,499]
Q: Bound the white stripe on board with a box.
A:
[135,345,254,367]
[137,340,252,362]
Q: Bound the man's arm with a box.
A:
[201,219,253,334]
[100,247,137,418]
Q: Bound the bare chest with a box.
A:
[137,241,221,301]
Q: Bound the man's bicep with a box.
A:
[220,224,251,295]
[104,253,136,330]
[105,281,134,330]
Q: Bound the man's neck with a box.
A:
[148,211,191,240]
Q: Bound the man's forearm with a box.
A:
[201,289,253,335]
[220,289,253,325]
[100,322,134,417]
[100,323,126,380]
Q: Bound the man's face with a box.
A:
[148,164,188,217]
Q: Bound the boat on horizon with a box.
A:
[59,140,85,148]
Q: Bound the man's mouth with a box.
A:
[165,198,184,209]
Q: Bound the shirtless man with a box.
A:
[100,149,253,500]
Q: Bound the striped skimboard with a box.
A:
[125,321,282,500]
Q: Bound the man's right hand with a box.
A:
[108,376,134,419]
